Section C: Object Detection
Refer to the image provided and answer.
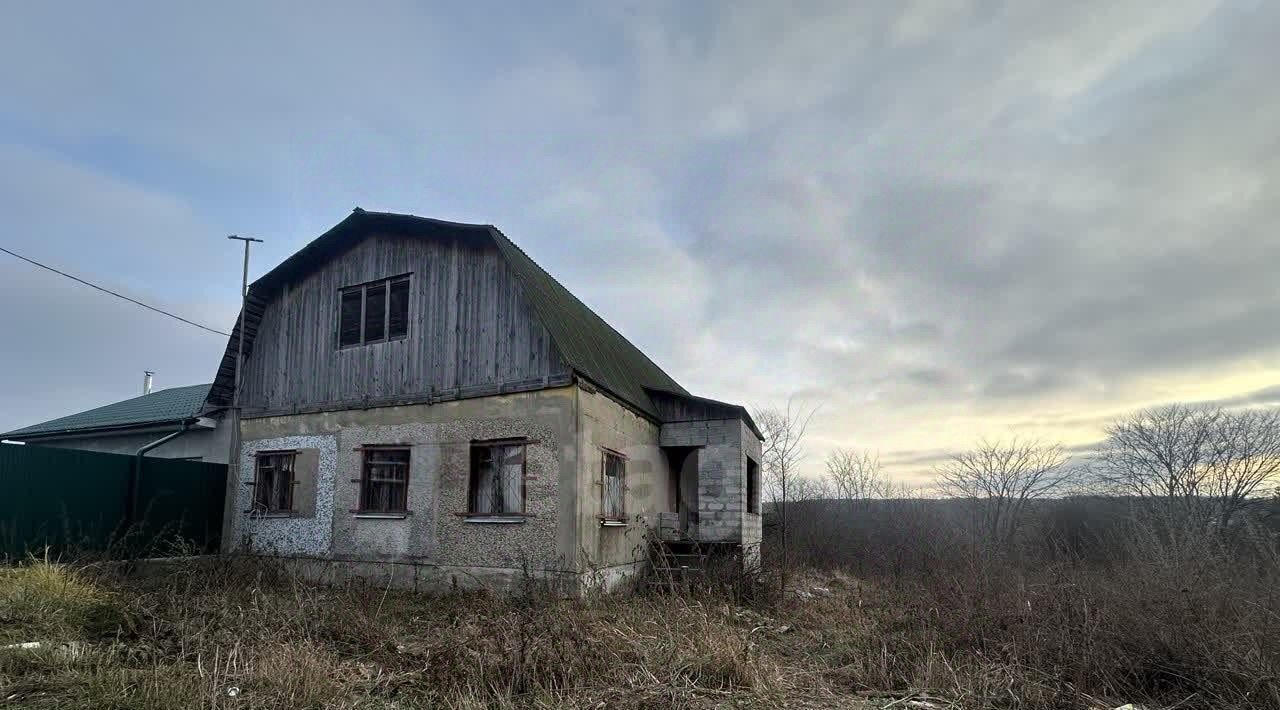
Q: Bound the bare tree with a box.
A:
[825,448,890,513]
[1206,408,1280,528]
[790,474,832,502]
[936,438,1072,549]
[1095,405,1280,531]
[752,399,818,587]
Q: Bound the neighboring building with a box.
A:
[208,208,762,593]
[1,383,229,462]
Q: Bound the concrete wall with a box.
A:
[574,386,673,589]
[228,387,580,592]
[225,383,760,593]
[20,423,231,463]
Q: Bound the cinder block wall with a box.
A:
[739,420,763,551]
[660,419,749,543]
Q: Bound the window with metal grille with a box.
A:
[253,451,295,513]
[601,449,626,521]
[468,442,526,516]
[338,275,410,347]
[359,447,410,513]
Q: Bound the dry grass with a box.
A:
[0,553,122,646]
[0,558,833,709]
[2,549,1277,709]
[781,499,1280,710]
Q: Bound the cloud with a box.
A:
[0,262,230,433]
[1,0,1277,488]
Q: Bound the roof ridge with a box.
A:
[351,207,495,231]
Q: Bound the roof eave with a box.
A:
[573,372,662,422]
[643,386,764,441]
[2,416,207,442]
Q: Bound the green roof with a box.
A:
[2,384,212,439]
[207,209,691,419]
[490,226,689,414]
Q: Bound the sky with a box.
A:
[1,1,1278,485]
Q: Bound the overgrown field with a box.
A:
[1,551,1277,709]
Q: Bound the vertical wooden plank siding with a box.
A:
[238,233,571,413]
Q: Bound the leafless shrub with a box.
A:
[934,437,1075,552]
[1095,404,1280,535]
[784,474,826,502]
[753,398,818,589]
[781,494,1280,708]
[776,409,1280,708]
[824,448,891,508]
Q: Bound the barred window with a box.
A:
[359,448,410,513]
[601,450,626,521]
[469,442,526,516]
[253,451,295,513]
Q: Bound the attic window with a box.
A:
[339,275,410,348]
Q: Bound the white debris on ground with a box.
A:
[854,691,947,708]
[1,640,88,660]
[788,569,864,600]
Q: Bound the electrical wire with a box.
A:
[0,245,231,337]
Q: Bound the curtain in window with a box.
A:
[362,449,409,512]
[603,453,625,519]
[500,445,524,513]
[471,444,525,514]
[254,453,294,512]
[473,447,496,513]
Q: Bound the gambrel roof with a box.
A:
[206,209,689,419]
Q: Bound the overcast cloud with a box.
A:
[1,1,1277,483]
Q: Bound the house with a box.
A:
[207,208,763,593]
[1,382,228,462]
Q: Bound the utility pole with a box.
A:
[225,235,262,548]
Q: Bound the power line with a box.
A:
[0,245,231,337]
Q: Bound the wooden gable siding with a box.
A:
[239,233,570,414]
[647,390,735,423]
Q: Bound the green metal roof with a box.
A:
[489,226,689,415]
[2,383,212,439]
[206,209,692,419]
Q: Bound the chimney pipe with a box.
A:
[143,371,154,395]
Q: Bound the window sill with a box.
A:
[338,334,409,351]
[462,516,527,524]
[353,512,409,520]
[245,511,294,518]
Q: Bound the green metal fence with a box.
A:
[0,443,226,561]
